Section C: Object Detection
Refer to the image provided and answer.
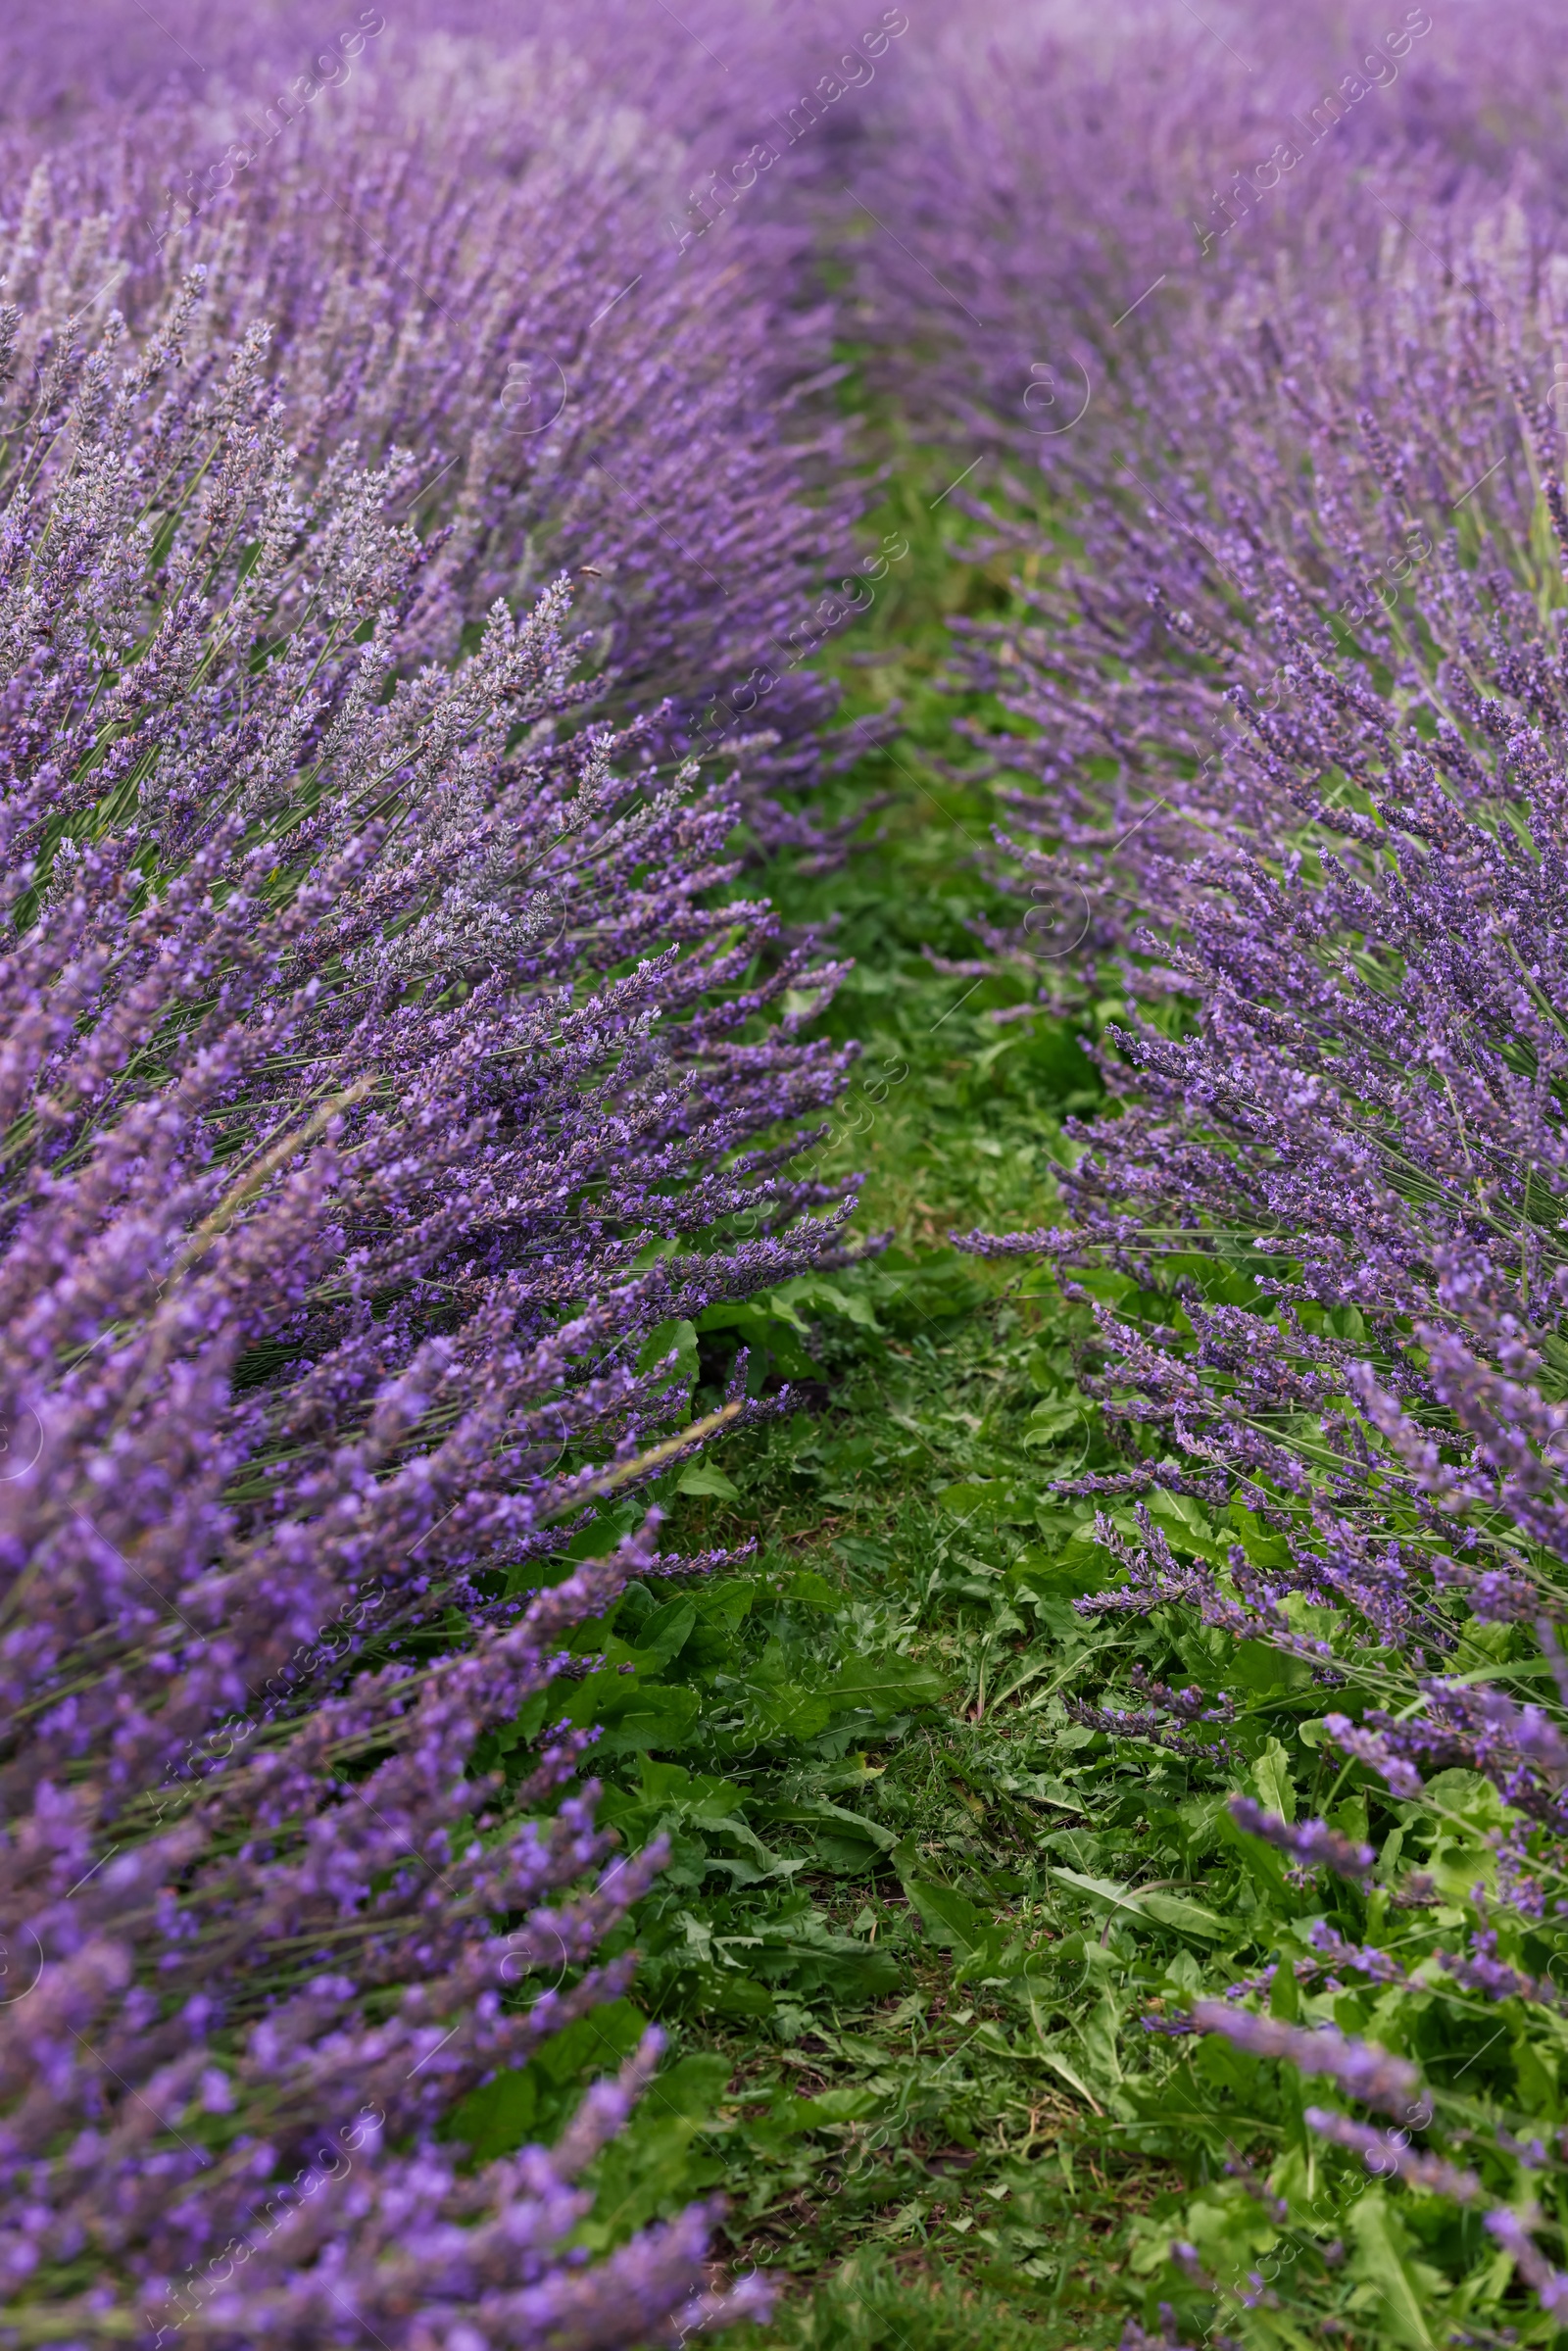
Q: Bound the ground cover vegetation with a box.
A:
[11,3,1568,2347]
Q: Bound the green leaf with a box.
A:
[937,1479,1036,1525]
[785,2084,883,2128]
[827,1656,945,1717]
[1076,1990,1124,2094]
[637,1318,699,1398]
[763,1796,897,1873]
[1022,1399,1084,1448]
[1348,2191,1442,2351]
[1138,1890,1229,1941]
[899,1874,1020,1985]
[676,1458,741,1500]
[1031,2043,1107,2117]
[626,1598,697,1671]
[1048,1867,1227,1941]
[903,1878,995,1955]
[693,1299,816,1378]
[561,1675,702,1754]
[782,1567,840,1607]
[1253,1737,1297,1824]
[771,1274,882,1331]
[442,2000,647,2160]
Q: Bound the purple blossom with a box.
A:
[1304,2109,1480,2201]
[1437,1933,1557,2007]
[1228,1797,1375,1884]
[1070,1665,1233,1756]
[1486,2211,1568,2324]
[1320,1716,1426,1803]
[952,90,1568,2243]
[1304,1923,1412,1988]
[1192,2003,1431,2125]
[0,12,875,2330]
[0,0,872,849]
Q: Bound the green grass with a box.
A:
[443,442,1193,2346]
[464,421,1426,2349]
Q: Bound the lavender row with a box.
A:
[884,5,1568,2338]
[0,9,891,2330]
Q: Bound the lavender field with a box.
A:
[6,2,1568,2344]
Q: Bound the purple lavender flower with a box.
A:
[1228,1797,1375,1884]
[1320,1716,1426,1802]
[0,43,871,2320]
[1438,1933,1557,2006]
[0,0,870,843]
[1304,2109,1480,2201]
[953,120,1568,2271]
[1071,1666,1233,1756]
[1486,2211,1568,2324]
[1304,1923,1412,1988]
[1192,2004,1431,2125]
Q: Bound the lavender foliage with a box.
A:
[948,48,1568,2340]
[0,105,864,2333]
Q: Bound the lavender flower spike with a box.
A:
[1485,2210,1568,2324]
[1192,2004,1432,2126]
[1320,1718,1426,1803]
[1304,2109,1480,2201]
[1228,1797,1376,1884]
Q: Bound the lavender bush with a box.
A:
[842,0,1565,494]
[0,192,862,2336]
[951,177,1568,2344]
[0,0,872,832]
